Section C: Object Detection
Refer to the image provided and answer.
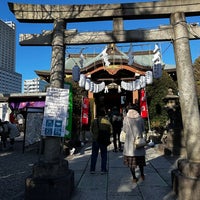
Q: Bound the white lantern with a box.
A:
[140,76,146,88]
[89,81,94,92]
[98,82,105,92]
[85,79,91,91]
[79,74,86,87]
[121,81,127,90]
[145,71,153,84]
[135,79,141,90]
[127,82,133,91]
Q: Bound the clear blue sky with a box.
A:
[0,0,200,85]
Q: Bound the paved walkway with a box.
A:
[0,136,179,200]
[68,142,178,200]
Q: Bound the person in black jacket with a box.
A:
[111,107,123,152]
[90,109,113,174]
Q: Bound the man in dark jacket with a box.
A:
[90,109,113,174]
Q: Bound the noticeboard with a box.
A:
[41,87,69,137]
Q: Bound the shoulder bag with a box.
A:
[134,136,146,149]
[120,130,126,143]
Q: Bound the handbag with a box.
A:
[134,136,146,149]
[120,130,126,143]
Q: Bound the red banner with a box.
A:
[140,89,148,118]
[82,97,89,125]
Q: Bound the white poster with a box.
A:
[41,87,69,137]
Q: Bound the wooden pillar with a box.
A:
[133,90,139,104]
[171,12,200,200]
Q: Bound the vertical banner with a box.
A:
[140,89,148,119]
[41,87,69,137]
[64,83,73,139]
[81,97,89,125]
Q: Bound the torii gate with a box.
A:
[9,1,200,199]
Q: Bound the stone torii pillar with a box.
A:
[171,12,200,200]
[25,19,74,200]
[44,19,65,163]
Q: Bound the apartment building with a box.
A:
[0,19,22,94]
[24,78,48,93]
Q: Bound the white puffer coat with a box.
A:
[122,109,146,157]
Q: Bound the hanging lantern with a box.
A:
[135,79,141,90]
[121,81,127,90]
[145,71,153,84]
[140,76,146,88]
[85,79,91,91]
[89,81,94,92]
[127,82,133,91]
[79,74,86,87]
[98,82,105,92]
[72,65,80,82]
[93,83,99,93]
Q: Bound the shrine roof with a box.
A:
[65,52,154,70]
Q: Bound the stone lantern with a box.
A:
[162,88,185,156]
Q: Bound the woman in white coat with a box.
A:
[122,105,146,183]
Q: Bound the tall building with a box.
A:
[0,19,22,94]
[24,78,48,93]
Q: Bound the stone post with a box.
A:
[44,19,65,163]
[162,88,184,156]
[170,13,200,200]
[25,19,74,200]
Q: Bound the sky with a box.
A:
[1,0,200,87]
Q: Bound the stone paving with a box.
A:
[69,144,178,200]
[0,137,179,200]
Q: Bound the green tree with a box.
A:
[146,70,178,130]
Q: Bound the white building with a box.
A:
[0,19,22,94]
[24,78,48,93]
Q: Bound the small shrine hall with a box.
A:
[35,43,167,115]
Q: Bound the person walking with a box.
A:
[121,105,146,183]
[90,109,113,174]
[111,107,123,152]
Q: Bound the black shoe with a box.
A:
[113,149,118,152]
[118,148,123,152]
[101,170,108,175]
